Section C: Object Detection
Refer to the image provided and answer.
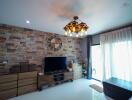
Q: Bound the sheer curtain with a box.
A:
[100,27,132,82]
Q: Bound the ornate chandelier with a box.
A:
[64,16,88,37]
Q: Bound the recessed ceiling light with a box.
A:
[26,20,30,24]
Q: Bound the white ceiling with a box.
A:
[0,0,132,36]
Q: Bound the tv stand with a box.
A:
[38,71,73,91]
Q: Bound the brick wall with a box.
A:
[0,24,83,74]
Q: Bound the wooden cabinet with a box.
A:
[0,74,17,100]
[38,74,54,90]
[18,71,37,95]
[0,71,37,99]
[64,72,73,80]
[73,63,82,80]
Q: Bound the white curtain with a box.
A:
[100,27,132,82]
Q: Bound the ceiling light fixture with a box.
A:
[64,16,88,37]
[26,20,30,24]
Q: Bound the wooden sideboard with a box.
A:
[0,74,17,100]
[0,71,37,100]
[0,71,73,99]
[38,71,73,90]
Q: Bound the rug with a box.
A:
[89,84,103,93]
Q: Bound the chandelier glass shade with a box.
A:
[64,16,88,37]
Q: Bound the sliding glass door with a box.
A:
[91,45,103,81]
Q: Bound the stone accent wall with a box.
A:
[0,24,83,74]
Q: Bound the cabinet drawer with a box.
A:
[64,76,73,80]
[64,72,73,77]
[18,78,37,87]
[38,80,47,86]
[0,88,17,100]
[0,81,17,91]
[40,75,53,82]
[0,74,17,83]
[18,71,37,79]
[38,75,54,85]
[18,84,37,95]
[44,75,53,80]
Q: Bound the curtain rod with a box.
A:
[88,23,132,37]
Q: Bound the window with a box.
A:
[91,41,132,81]
[111,41,132,81]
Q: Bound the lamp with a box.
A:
[64,16,89,37]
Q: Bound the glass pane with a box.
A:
[91,45,103,81]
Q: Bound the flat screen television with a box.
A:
[44,57,67,73]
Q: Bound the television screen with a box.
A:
[44,57,67,73]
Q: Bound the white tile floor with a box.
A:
[9,79,113,100]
